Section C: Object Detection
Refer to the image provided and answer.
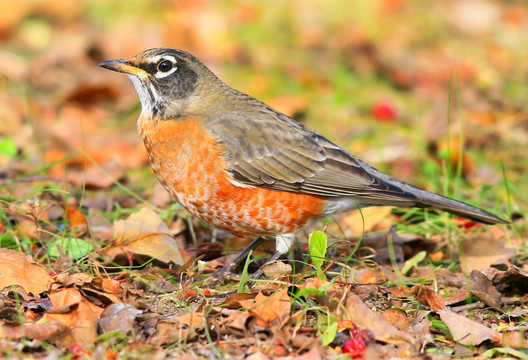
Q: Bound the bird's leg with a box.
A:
[202,236,267,287]
[240,234,295,288]
[202,234,295,288]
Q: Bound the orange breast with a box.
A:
[139,115,326,237]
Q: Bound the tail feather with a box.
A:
[361,161,508,225]
[400,184,508,224]
[417,190,507,224]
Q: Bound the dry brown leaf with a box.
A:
[149,313,204,345]
[22,321,70,341]
[0,248,53,294]
[444,290,472,306]
[411,285,446,312]
[382,308,411,331]
[54,272,94,287]
[407,311,434,348]
[219,310,253,336]
[344,295,414,344]
[46,288,104,347]
[104,207,185,265]
[261,260,292,280]
[0,321,70,342]
[251,288,291,327]
[460,233,515,273]
[98,303,141,334]
[342,206,394,235]
[438,309,502,345]
[219,292,256,310]
[469,269,502,309]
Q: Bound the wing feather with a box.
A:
[205,102,418,202]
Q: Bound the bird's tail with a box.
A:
[406,185,508,224]
[352,157,508,225]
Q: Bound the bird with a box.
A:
[99,48,507,279]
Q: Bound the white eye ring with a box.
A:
[152,56,177,78]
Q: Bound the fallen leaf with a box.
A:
[219,310,254,336]
[469,269,502,309]
[344,295,414,344]
[438,309,502,345]
[342,206,394,235]
[0,248,53,294]
[261,260,292,280]
[149,313,204,345]
[98,303,141,334]
[407,311,434,348]
[0,320,70,342]
[46,287,104,347]
[487,266,528,291]
[381,308,411,331]
[251,288,291,327]
[411,285,446,312]
[444,290,471,306]
[102,207,185,265]
[460,233,515,273]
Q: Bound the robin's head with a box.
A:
[99,48,218,119]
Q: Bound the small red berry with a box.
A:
[70,344,83,353]
[371,101,397,121]
[342,337,366,358]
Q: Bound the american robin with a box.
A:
[100,48,507,274]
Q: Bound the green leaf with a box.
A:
[482,347,528,359]
[309,231,327,279]
[237,250,252,294]
[401,251,426,275]
[0,137,17,158]
[296,287,327,298]
[47,237,94,259]
[321,321,338,347]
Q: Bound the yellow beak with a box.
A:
[99,59,147,77]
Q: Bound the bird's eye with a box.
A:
[157,60,173,72]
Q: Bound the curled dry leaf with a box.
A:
[98,303,141,334]
[469,269,502,309]
[103,207,185,265]
[0,248,53,294]
[411,284,502,346]
[410,285,446,312]
[261,260,292,280]
[219,310,254,337]
[344,295,414,344]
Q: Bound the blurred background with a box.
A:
[0,0,526,233]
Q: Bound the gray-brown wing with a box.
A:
[205,108,418,202]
